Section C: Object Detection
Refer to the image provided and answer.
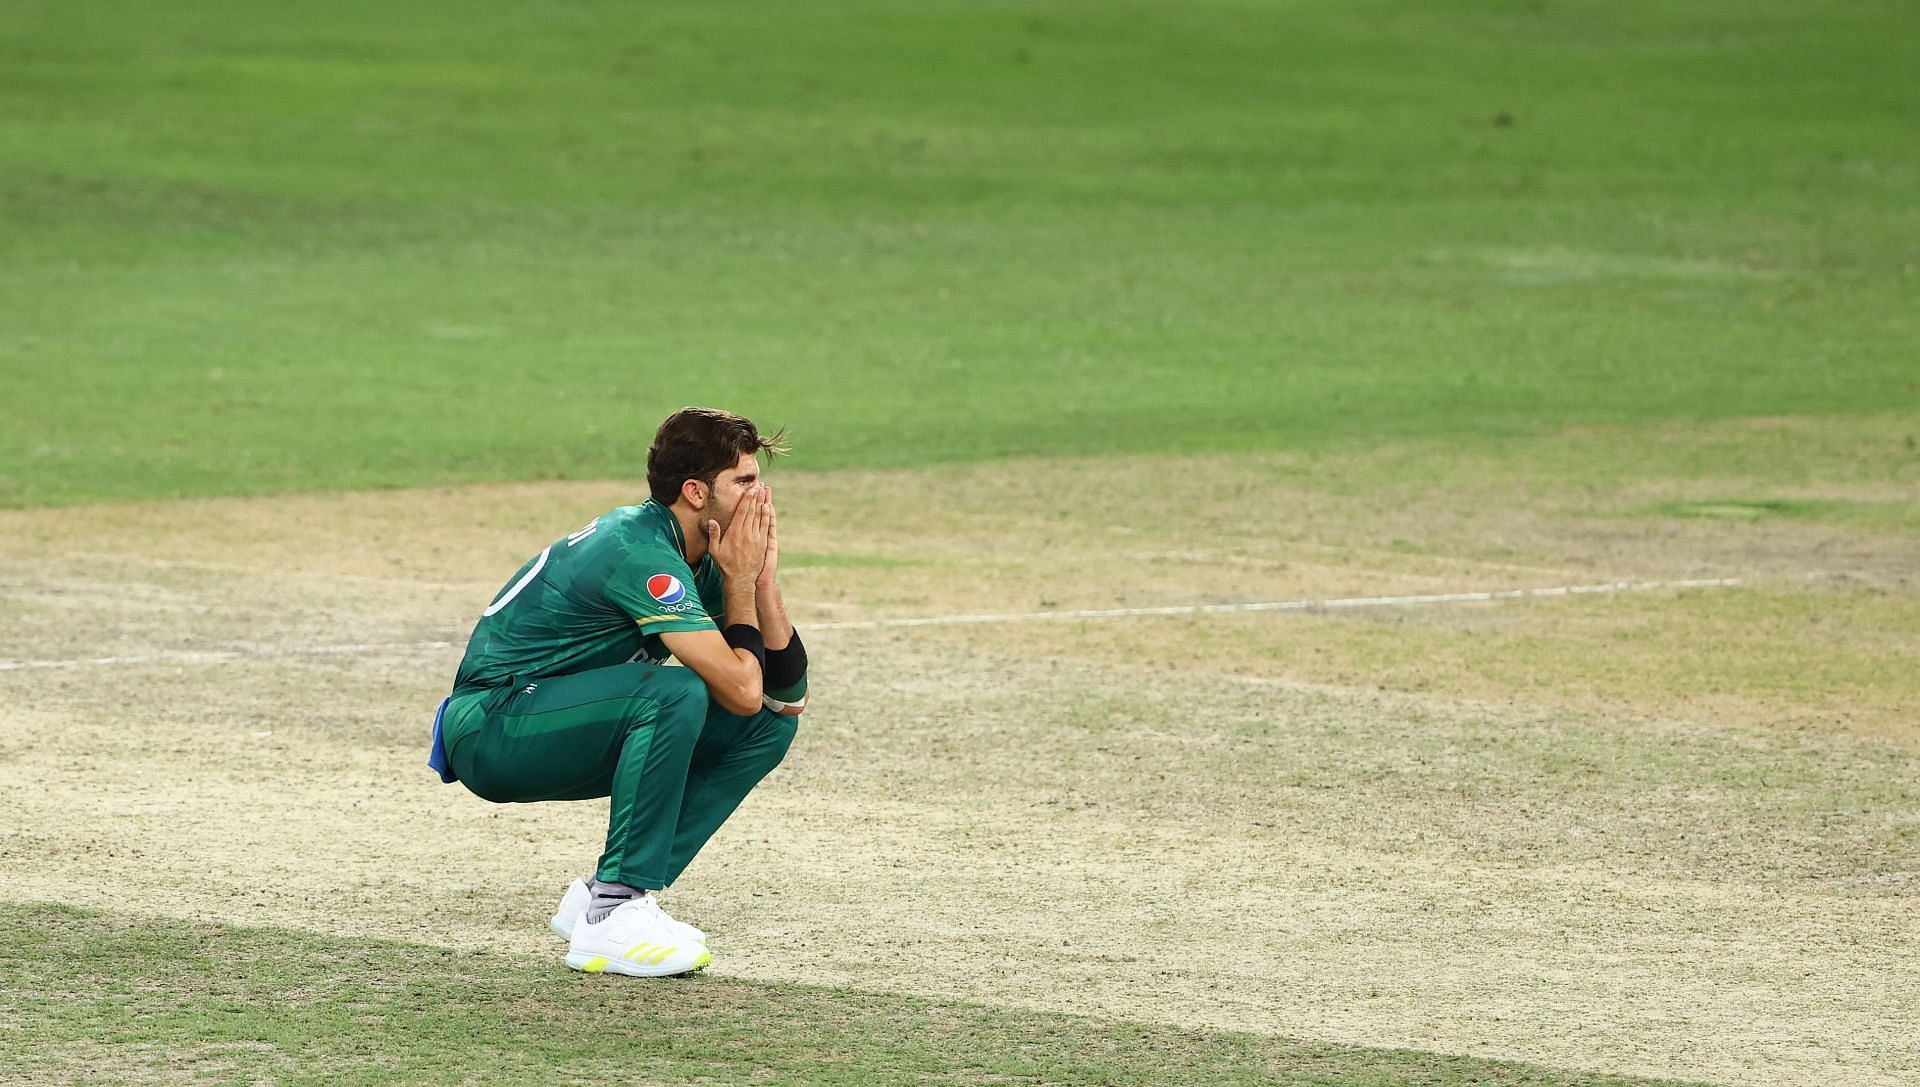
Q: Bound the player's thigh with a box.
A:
[689,701,799,770]
[454,663,706,801]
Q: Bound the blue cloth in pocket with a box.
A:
[427,696,458,784]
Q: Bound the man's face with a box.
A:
[703,452,762,536]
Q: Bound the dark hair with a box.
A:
[647,407,787,505]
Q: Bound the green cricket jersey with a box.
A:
[452,500,724,694]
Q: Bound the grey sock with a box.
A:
[585,879,641,925]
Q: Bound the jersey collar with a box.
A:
[645,498,690,562]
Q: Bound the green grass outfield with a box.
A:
[2,4,1916,1085]
[1,904,1695,1087]
[2,0,1915,505]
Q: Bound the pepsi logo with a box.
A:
[647,573,687,605]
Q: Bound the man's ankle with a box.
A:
[585,879,643,924]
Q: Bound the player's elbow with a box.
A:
[713,675,763,717]
[775,684,810,717]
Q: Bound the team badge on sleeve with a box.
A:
[647,573,688,605]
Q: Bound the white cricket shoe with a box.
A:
[549,879,591,940]
[565,893,712,977]
[550,879,707,946]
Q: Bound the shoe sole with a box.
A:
[553,911,707,948]
[566,947,712,977]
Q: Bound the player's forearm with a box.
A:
[722,575,760,632]
[757,576,807,715]
[713,577,767,713]
[720,620,765,715]
[756,577,792,650]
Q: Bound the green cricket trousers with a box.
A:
[441,662,797,890]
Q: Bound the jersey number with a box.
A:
[482,518,598,617]
[482,547,549,617]
[480,518,599,618]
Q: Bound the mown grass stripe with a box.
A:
[0,902,1707,1087]
[2,0,1915,507]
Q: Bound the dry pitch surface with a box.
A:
[2,415,1916,1086]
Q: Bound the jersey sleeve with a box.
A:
[604,552,719,634]
[692,557,727,626]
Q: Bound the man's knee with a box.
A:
[631,666,708,735]
[759,710,799,764]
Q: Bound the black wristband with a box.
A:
[722,624,766,670]
[765,628,808,691]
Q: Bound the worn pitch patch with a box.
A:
[1,442,1916,1086]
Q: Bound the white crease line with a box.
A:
[0,577,1740,672]
[808,578,1742,629]
[0,641,460,672]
